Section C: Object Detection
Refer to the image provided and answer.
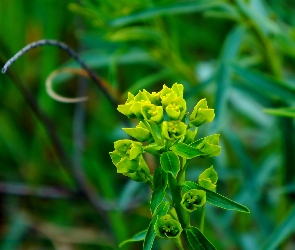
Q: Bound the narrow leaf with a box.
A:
[143,202,170,250]
[119,229,147,248]
[150,168,168,214]
[186,226,216,250]
[160,151,180,177]
[263,206,295,250]
[170,142,203,159]
[211,25,245,133]
[144,144,164,157]
[264,107,295,118]
[181,181,250,213]
[232,64,295,102]
[109,1,223,27]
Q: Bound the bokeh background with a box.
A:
[1,0,295,249]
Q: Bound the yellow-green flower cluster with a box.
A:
[111,83,219,181]
[110,139,151,182]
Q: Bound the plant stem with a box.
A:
[200,204,206,233]
[143,120,162,146]
[173,237,185,250]
[167,173,190,248]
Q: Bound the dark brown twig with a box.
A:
[0,182,74,199]
[0,51,109,216]
[1,39,120,106]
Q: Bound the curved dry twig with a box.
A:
[1,39,120,106]
[46,68,89,103]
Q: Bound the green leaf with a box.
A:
[263,206,295,250]
[264,107,295,118]
[144,144,164,157]
[181,181,250,213]
[119,229,147,248]
[108,0,223,27]
[186,226,216,250]
[211,25,245,133]
[143,202,170,250]
[122,127,151,142]
[150,168,168,215]
[231,64,295,102]
[170,142,203,159]
[160,151,180,177]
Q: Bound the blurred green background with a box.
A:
[1,0,295,249]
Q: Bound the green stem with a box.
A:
[178,161,188,185]
[167,173,190,248]
[142,120,162,145]
[173,237,185,250]
[200,203,206,233]
[234,0,282,78]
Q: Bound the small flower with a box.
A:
[171,83,184,97]
[143,90,162,106]
[162,120,187,141]
[142,104,164,124]
[165,96,186,121]
[181,189,206,212]
[189,99,215,127]
[190,134,221,158]
[122,121,152,142]
[183,128,198,144]
[160,83,184,107]
[160,85,178,107]
[198,166,218,191]
[117,92,136,118]
[154,215,183,238]
[115,155,151,182]
[130,91,151,119]
[114,139,143,160]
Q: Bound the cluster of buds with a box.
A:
[110,83,221,242]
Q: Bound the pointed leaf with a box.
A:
[231,64,295,102]
[186,226,216,250]
[119,229,147,248]
[263,206,295,250]
[170,142,203,159]
[181,181,250,213]
[150,168,168,214]
[143,202,170,250]
[160,151,180,177]
[109,1,223,27]
[144,144,164,157]
[264,107,295,118]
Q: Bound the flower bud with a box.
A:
[191,134,221,158]
[141,104,164,124]
[154,215,183,238]
[171,83,184,97]
[143,90,162,106]
[122,121,152,142]
[189,99,215,127]
[198,166,218,191]
[130,91,151,119]
[114,139,143,160]
[117,92,136,118]
[181,189,206,212]
[160,85,178,107]
[183,128,198,144]
[162,120,187,141]
[115,155,151,182]
[165,96,186,120]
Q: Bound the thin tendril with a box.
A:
[1,39,119,106]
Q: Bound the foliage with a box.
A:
[1,0,295,249]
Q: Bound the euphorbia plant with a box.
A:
[111,83,250,249]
